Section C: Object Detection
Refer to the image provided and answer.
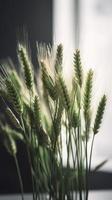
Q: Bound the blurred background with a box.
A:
[0,0,112,195]
[0,0,52,194]
[54,0,112,172]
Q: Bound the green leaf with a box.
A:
[94,160,108,172]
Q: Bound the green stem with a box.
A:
[70,132,76,168]
[14,155,24,200]
[85,136,88,200]
[72,132,78,194]
[85,134,95,200]
[85,119,89,200]
[89,134,95,172]
[27,148,36,200]
[77,106,82,200]
[21,114,36,200]
[77,126,82,200]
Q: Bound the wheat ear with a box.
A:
[5,78,22,115]
[41,61,56,100]
[33,95,41,127]
[74,49,83,87]
[18,44,33,91]
[57,74,70,111]
[55,44,63,73]
[83,69,93,117]
[93,95,107,135]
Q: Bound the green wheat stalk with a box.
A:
[0,40,107,200]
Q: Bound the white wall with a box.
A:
[80,0,112,171]
[53,0,112,171]
[53,0,75,81]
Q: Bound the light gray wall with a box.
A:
[80,0,112,171]
[53,0,112,171]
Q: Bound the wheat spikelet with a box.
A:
[18,44,33,90]
[41,61,56,100]
[53,102,63,140]
[33,94,50,147]
[83,110,92,140]
[33,95,41,127]
[57,74,70,111]
[93,95,107,135]
[74,49,83,87]
[10,71,21,91]
[72,76,78,93]
[71,109,79,129]
[83,69,93,117]
[55,44,63,73]
[5,78,22,115]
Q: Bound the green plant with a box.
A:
[0,40,107,200]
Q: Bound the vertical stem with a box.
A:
[73,133,78,200]
[85,119,90,200]
[77,126,82,200]
[14,155,24,200]
[86,134,95,200]
[27,148,36,200]
[66,112,71,199]
[85,135,88,200]
[74,127,82,200]
[89,134,95,172]
[21,115,36,200]
[76,106,82,200]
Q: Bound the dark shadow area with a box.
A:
[0,0,52,64]
[0,0,52,194]
[0,150,112,195]
[88,171,112,190]
[0,143,31,194]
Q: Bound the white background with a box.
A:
[53,0,112,171]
